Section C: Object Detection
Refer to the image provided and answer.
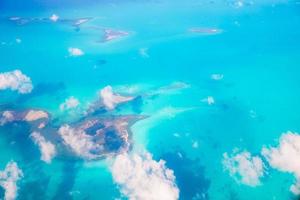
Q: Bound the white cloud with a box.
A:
[68,48,84,57]
[74,18,90,26]
[0,111,15,126]
[223,150,265,186]
[58,125,102,159]
[60,96,80,111]
[111,152,179,200]
[24,110,48,122]
[211,74,224,80]
[262,132,300,176]
[290,181,300,195]
[30,132,56,163]
[100,85,134,110]
[262,131,300,195]
[50,14,59,22]
[0,161,23,200]
[0,70,33,94]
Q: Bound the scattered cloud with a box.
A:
[50,14,59,22]
[0,161,23,200]
[0,111,14,126]
[0,70,33,94]
[111,151,179,200]
[100,85,133,110]
[223,150,265,186]
[68,47,84,57]
[211,74,224,80]
[58,125,102,159]
[262,131,300,195]
[30,132,56,163]
[60,96,80,111]
[224,131,300,194]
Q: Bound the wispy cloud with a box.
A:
[0,111,15,126]
[0,161,23,200]
[60,96,80,111]
[30,132,56,163]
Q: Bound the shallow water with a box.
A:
[1,0,300,199]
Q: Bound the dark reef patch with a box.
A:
[18,163,50,200]
[130,95,143,114]
[53,161,81,200]
[0,186,4,200]
[97,59,107,66]
[103,128,124,152]
[160,151,210,200]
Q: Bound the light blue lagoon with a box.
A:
[0,0,300,199]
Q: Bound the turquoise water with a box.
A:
[0,0,300,199]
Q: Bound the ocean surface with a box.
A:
[0,0,300,199]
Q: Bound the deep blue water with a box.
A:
[0,0,300,199]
